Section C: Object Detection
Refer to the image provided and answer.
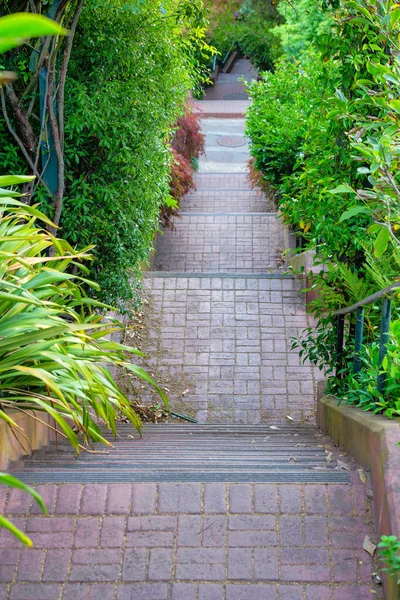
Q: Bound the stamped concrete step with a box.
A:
[12,424,349,484]
[181,191,275,213]
[154,214,284,273]
[193,173,253,190]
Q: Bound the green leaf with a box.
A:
[0,473,47,514]
[339,206,372,222]
[0,176,35,186]
[328,184,355,194]
[0,515,33,547]
[389,99,400,114]
[374,226,390,257]
[0,13,68,54]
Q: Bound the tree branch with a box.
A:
[58,0,83,151]
[4,84,36,155]
[0,88,39,180]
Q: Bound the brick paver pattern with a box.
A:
[1,62,381,600]
[0,478,379,599]
[154,216,284,273]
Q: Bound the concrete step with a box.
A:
[12,424,349,484]
[154,213,284,274]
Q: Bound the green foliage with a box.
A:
[206,0,282,70]
[273,0,332,59]
[246,0,400,419]
[58,0,209,309]
[378,535,400,584]
[245,50,333,184]
[0,181,168,451]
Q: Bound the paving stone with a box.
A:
[100,516,125,548]
[305,585,332,600]
[158,483,201,514]
[198,584,224,600]
[171,583,197,600]
[42,549,71,582]
[279,585,303,600]
[204,484,227,513]
[10,584,62,599]
[131,484,157,514]
[229,484,252,513]
[80,485,107,515]
[148,548,173,580]
[226,583,277,599]
[121,549,147,582]
[75,518,100,548]
[89,585,115,599]
[61,584,90,600]
[31,486,57,515]
[107,484,132,514]
[228,548,252,579]
[17,549,44,581]
[254,485,278,513]
[55,485,82,515]
[117,583,169,600]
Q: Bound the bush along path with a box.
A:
[1,66,383,600]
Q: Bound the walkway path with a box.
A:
[0,61,382,600]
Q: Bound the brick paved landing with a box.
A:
[0,478,380,600]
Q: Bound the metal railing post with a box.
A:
[335,314,345,379]
[353,306,364,374]
[377,297,392,393]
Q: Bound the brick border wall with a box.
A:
[317,382,400,600]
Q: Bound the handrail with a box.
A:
[333,280,399,392]
[333,281,400,316]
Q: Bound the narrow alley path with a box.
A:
[0,61,382,600]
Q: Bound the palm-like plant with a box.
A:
[0,180,168,452]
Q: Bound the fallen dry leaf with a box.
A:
[358,468,367,484]
[363,535,376,557]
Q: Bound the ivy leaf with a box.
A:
[373,226,390,257]
[339,206,372,222]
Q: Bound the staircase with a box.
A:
[11,424,349,484]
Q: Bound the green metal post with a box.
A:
[335,314,345,379]
[353,306,364,374]
[377,297,392,393]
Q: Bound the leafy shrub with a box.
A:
[170,150,195,204]
[2,0,210,311]
[273,0,332,59]
[379,535,400,585]
[246,50,332,184]
[171,104,205,162]
[206,0,282,70]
